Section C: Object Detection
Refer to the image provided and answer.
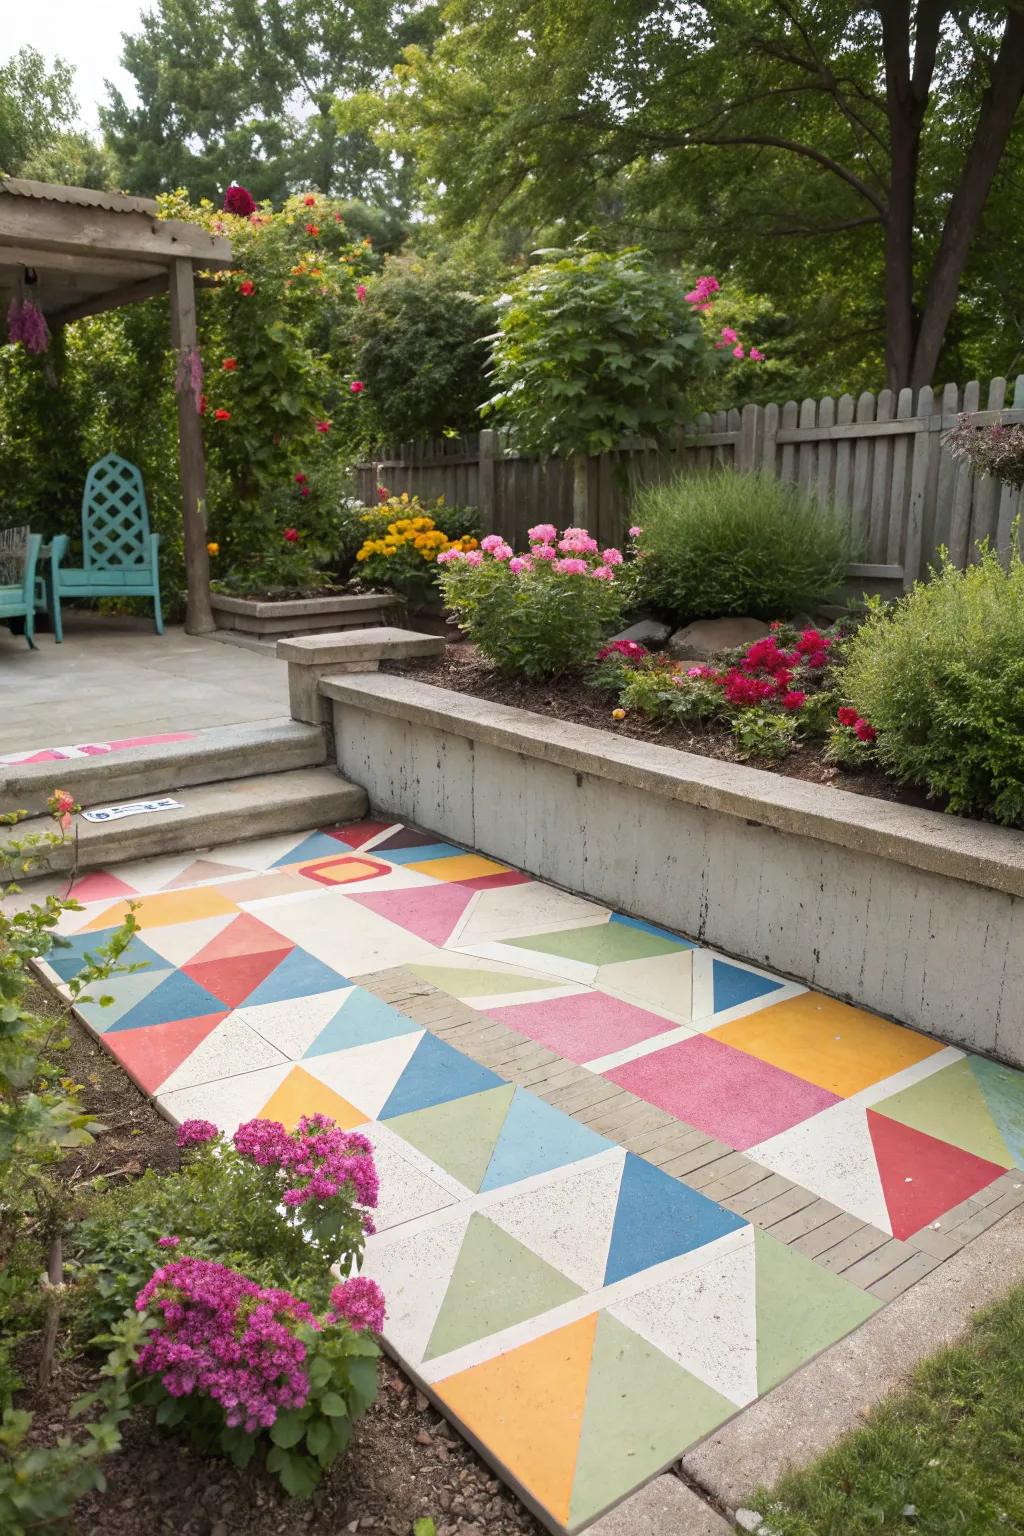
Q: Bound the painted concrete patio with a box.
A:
[33,819,1024,1534]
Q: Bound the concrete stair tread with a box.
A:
[2,718,327,816]
[14,766,367,876]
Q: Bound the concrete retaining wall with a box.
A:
[322,672,1024,1066]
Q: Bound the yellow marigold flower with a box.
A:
[207,541,219,556]
[400,492,409,504]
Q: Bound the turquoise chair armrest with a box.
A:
[49,534,69,567]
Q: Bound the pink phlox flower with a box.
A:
[528,523,557,544]
[732,345,745,360]
[628,525,642,538]
[463,550,483,566]
[554,557,588,575]
[600,547,623,566]
[328,1277,386,1334]
[720,327,738,344]
[176,1119,219,1149]
[596,639,648,662]
[531,543,557,561]
[508,555,533,574]
[480,534,506,552]
[590,564,614,579]
[749,348,765,362]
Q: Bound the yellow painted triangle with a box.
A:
[434,1313,597,1527]
[258,1065,367,1131]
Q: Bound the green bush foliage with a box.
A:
[351,253,495,441]
[842,544,1024,824]
[632,470,847,623]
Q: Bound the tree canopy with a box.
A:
[102,0,440,205]
[363,1,1024,391]
[0,47,77,176]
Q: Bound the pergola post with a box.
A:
[169,256,215,635]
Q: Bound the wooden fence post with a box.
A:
[478,428,499,536]
[169,257,214,635]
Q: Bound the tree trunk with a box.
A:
[572,453,589,524]
[910,11,1024,389]
[169,258,215,635]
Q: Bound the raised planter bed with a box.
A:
[315,664,1024,1067]
[210,588,400,638]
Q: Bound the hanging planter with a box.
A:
[7,271,50,354]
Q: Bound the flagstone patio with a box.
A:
[32,820,1024,1533]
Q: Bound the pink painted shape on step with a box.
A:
[106,733,196,750]
[68,870,139,903]
[608,1033,840,1150]
[485,990,680,1064]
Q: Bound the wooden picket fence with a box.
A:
[355,375,1024,590]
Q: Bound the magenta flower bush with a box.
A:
[439,523,633,678]
[134,1252,384,1498]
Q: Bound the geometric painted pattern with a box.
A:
[27,816,1024,1534]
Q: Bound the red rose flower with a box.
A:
[300,486,311,497]
[294,473,307,484]
[283,527,300,543]
[781,691,807,711]
[350,380,365,395]
[837,706,859,727]
[315,420,331,433]
[222,357,238,371]
[214,408,231,422]
[303,195,316,207]
[223,184,256,217]
[199,393,208,415]
[854,719,877,742]
[305,223,320,237]
[239,279,255,296]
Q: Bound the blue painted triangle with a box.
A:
[305,987,419,1057]
[241,947,349,1007]
[48,928,166,982]
[272,830,350,867]
[106,969,227,1032]
[378,1033,504,1120]
[610,912,697,948]
[377,842,466,866]
[479,1088,614,1192]
[712,958,784,1013]
[603,1153,748,1284]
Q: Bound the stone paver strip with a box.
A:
[746,1185,821,1229]
[838,1238,918,1290]
[815,1225,893,1274]
[790,1211,866,1259]
[866,1250,941,1301]
[725,1172,795,1215]
[765,1197,844,1244]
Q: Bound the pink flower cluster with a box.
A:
[596,639,649,664]
[685,275,720,313]
[685,628,832,713]
[837,705,876,742]
[232,1114,379,1212]
[328,1277,386,1334]
[223,183,257,217]
[135,1256,316,1432]
[176,1119,219,1149]
[7,297,50,354]
[681,274,764,359]
[440,524,623,581]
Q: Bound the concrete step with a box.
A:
[2,718,327,817]
[12,766,367,877]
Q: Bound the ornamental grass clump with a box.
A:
[842,544,1024,824]
[632,470,847,622]
[439,523,629,678]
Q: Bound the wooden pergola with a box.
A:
[0,177,234,634]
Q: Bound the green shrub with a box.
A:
[632,470,847,623]
[843,545,1024,824]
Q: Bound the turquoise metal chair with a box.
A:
[49,454,163,642]
[0,529,44,648]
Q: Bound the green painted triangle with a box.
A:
[385,1084,515,1191]
[507,923,678,967]
[873,1058,1012,1168]
[969,1055,1024,1169]
[424,1214,582,1361]
[568,1312,734,1530]
[754,1229,879,1395]
[409,963,555,999]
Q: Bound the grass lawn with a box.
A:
[756,1285,1024,1535]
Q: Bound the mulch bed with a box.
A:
[20,1015,542,1536]
[386,646,943,813]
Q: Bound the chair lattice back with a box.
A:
[82,454,151,568]
[0,524,29,586]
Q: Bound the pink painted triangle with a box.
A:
[104,1011,228,1095]
[68,870,138,903]
[349,884,477,947]
[165,858,248,888]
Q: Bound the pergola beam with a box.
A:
[0,196,232,270]
[50,273,171,327]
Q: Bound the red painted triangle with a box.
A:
[183,949,292,1009]
[191,913,294,964]
[327,820,396,850]
[456,869,531,891]
[104,1012,227,1095]
[68,869,138,903]
[350,883,477,947]
[868,1109,1006,1239]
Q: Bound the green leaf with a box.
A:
[319,1391,348,1417]
[305,1418,330,1457]
[270,1412,305,1448]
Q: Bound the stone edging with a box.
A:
[320,670,1024,900]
